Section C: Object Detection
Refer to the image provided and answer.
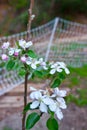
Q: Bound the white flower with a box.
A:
[38,58,48,70]
[51,88,67,98]
[19,39,33,50]
[50,62,70,75]
[26,57,39,69]
[2,42,10,49]
[1,54,8,61]
[20,56,27,63]
[49,101,65,120]
[8,48,14,56]
[30,91,48,113]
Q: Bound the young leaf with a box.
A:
[26,112,40,129]
[59,73,66,80]
[51,78,61,88]
[34,70,43,78]
[6,60,15,70]
[27,50,37,58]
[23,102,32,114]
[46,117,59,130]
[18,69,26,76]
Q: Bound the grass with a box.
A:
[65,65,87,107]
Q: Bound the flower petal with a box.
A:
[30,101,39,109]
[55,108,63,120]
[39,102,48,113]
[50,69,56,74]
[30,86,37,91]
[49,103,56,112]
[30,92,36,100]
[31,63,37,69]
[34,91,42,100]
[56,97,67,109]
[43,97,54,105]
[64,68,70,74]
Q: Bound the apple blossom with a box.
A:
[2,42,10,49]
[38,58,48,70]
[21,56,27,63]
[19,39,33,50]
[26,57,39,69]
[50,61,70,74]
[1,54,8,61]
[30,91,48,113]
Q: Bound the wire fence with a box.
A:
[0,17,87,95]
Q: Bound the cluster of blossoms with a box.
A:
[1,39,70,75]
[29,87,67,120]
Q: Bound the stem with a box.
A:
[22,72,28,130]
[27,0,34,31]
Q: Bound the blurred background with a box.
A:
[1,0,87,36]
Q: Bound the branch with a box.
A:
[27,0,34,31]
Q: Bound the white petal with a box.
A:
[39,58,43,62]
[39,102,48,113]
[30,101,39,109]
[59,90,67,97]
[54,88,59,95]
[49,103,56,112]
[43,97,54,105]
[56,97,67,109]
[43,66,48,70]
[64,68,70,74]
[30,92,36,100]
[26,60,31,65]
[34,91,42,100]
[50,69,56,74]
[26,41,33,48]
[55,108,63,120]
[57,67,63,72]
[30,86,37,91]
[31,63,37,69]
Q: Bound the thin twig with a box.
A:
[27,0,34,31]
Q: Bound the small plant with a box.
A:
[1,1,70,130]
[1,39,70,130]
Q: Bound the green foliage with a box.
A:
[66,88,87,107]
[51,78,61,88]
[27,50,37,58]
[26,112,40,129]
[6,60,15,71]
[46,117,59,130]
[23,102,32,114]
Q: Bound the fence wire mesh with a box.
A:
[0,17,87,95]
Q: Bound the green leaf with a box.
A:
[26,112,40,129]
[23,102,32,114]
[59,73,66,80]
[34,70,43,78]
[6,60,15,70]
[51,78,61,88]
[46,117,59,130]
[27,50,37,58]
[18,69,26,76]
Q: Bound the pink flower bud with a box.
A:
[21,56,26,63]
[14,52,19,56]
[1,54,8,61]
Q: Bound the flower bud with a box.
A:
[20,56,27,63]
[1,54,8,61]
